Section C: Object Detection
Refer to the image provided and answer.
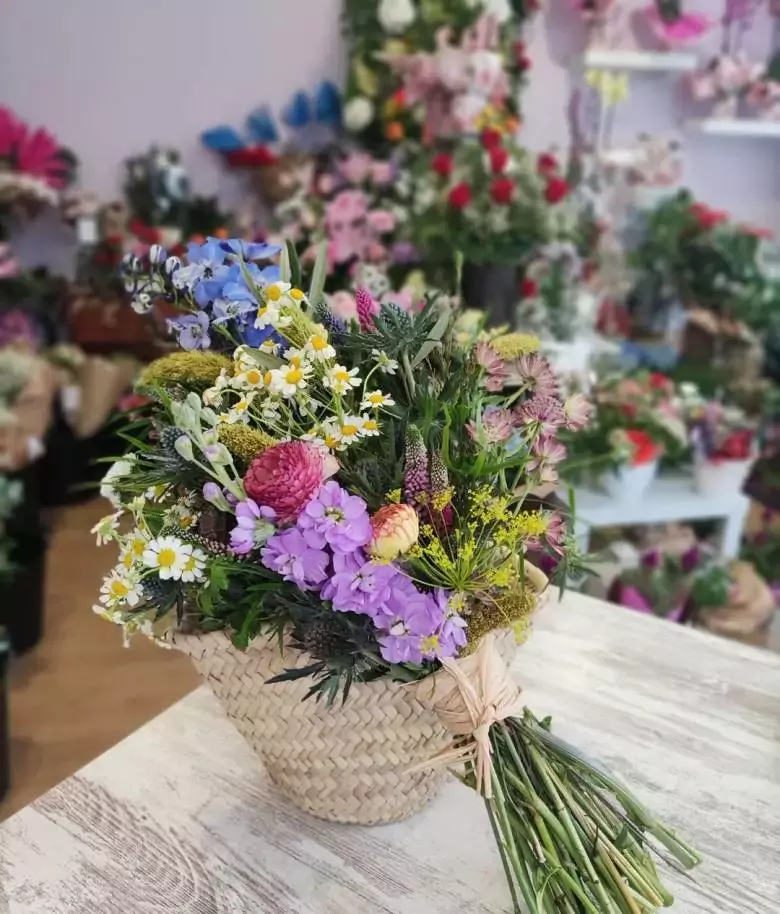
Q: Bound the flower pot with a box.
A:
[692,457,752,497]
[172,627,519,825]
[602,460,658,502]
[460,262,518,328]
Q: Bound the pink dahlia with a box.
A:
[243,441,329,523]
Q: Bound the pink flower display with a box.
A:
[644,5,711,46]
[243,441,330,523]
[0,106,72,188]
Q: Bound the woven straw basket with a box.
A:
[173,628,518,825]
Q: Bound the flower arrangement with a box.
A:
[644,0,711,46]
[0,106,76,234]
[96,237,699,909]
[517,240,585,341]
[630,190,780,334]
[686,398,755,463]
[559,371,688,483]
[341,0,536,152]
[413,137,576,265]
[690,52,763,119]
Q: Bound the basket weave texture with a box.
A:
[173,628,517,825]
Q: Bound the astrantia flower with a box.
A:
[244,440,329,522]
[324,364,362,396]
[361,390,395,410]
[515,396,565,439]
[99,569,142,609]
[297,481,372,554]
[229,499,277,555]
[515,354,559,399]
[543,512,566,554]
[142,536,193,581]
[371,349,399,374]
[467,407,515,445]
[475,341,508,392]
[527,437,567,486]
[563,393,591,431]
[261,528,329,590]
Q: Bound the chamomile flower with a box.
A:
[358,415,381,437]
[263,281,291,303]
[324,364,362,396]
[361,390,395,410]
[339,415,365,445]
[99,569,142,608]
[261,401,282,422]
[217,396,253,424]
[142,535,192,581]
[304,329,336,362]
[231,366,265,390]
[166,502,200,531]
[283,347,311,369]
[269,363,312,399]
[119,529,149,568]
[180,548,207,583]
[254,301,290,330]
[371,349,399,374]
[91,512,121,545]
[258,337,281,355]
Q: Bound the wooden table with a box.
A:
[1,593,779,913]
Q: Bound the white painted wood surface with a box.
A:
[1,592,779,913]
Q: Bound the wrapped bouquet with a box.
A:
[95,238,698,911]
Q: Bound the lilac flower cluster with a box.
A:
[129,237,285,351]
[258,481,467,664]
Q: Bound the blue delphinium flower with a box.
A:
[219,239,281,261]
[168,312,211,350]
[239,321,285,350]
[211,298,256,324]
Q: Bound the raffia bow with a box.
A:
[413,633,524,798]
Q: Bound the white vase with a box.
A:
[692,457,752,497]
[602,461,658,502]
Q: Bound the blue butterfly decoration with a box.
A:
[201,82,341,153]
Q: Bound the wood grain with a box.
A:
[1,592,779,913]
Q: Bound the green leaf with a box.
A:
[307,240,329,310]
[411,305,451,368]
[286,240,302,289]
[279,244,292,284]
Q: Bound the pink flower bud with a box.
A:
[368,504,419,561]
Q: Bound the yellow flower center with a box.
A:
[157,548,177,569]
[246,369,261,385]
[324,434,340,449]
[341,424,359,437]
[110,580,130,598]
[288,354,303,368]
[122,553,134,569]
[183,556,198,572]
[368,393,384,405]
[266,285,282,302]
[310,336,327,350]
[263,371,273,386]
[334,369,350,382]
[363,419,379,432]
[285,368,304,385]
[290,288,304,300]
[131,538,145,556]
[420,634,440,654]
[179,515,194,529]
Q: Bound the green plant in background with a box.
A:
[630,189,780,334]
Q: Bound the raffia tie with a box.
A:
[412,634,524,798]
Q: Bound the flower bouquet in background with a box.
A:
[559,372,687,497]
[341,0,535,154]
[689,52,763,119]
[93,237,699,911]
[644,0,710,47]
[517,240,585,342]
[686,398,756,495]
[201,84,342,207]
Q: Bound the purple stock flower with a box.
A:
[377,591,441,664]
[329,558,398,615]
[230,499,276,555]
[321,550,364,602]
[168,311,211,350]
[261,528,329,589]
[297,481,372,554]
[429,589,468,658]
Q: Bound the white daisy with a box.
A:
[100,456,136,508]
[358,415,381,437]
[304,330,336,362]
[339,416,365,445]
[142,536,191,581]
[91,512,121,545]
[283,347,311,369]
[268,364,312,399]
[361,390,395,410]
[99,569,142,608]
[371,349,399,374]
[231,367,265,390]
[217,395,254,425]
[324,364,362,396]
[180,548,206,583]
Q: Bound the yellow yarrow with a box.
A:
[140,351,232,389]
[491,333,541,359]
[217,424,277,465]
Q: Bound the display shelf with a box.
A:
[687,118,780,138]
[583,49,698,72]
[565,473,750,559]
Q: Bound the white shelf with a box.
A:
[687,118,780,138]
[584,49,698,72]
